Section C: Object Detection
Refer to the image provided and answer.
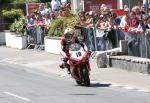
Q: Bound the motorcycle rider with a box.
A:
[59,28,84,74]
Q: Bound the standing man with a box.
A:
[119,7,130,39]
[51,0,61,11]
[26,14,36,44]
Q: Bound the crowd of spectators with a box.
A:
[77,2,150,39]
[26,0,71,45]
[26,0,150,45]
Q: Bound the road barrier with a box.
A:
[26,26,46,50]
[128,31,150,59]
[76,26,125,51]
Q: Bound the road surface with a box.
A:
[0,62,150,103]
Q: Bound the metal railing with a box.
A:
[128,31,150,58]
[76,26,125,51]
[26,26,46,50]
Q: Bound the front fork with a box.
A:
[70,62,90,80]
[70,65,81,81]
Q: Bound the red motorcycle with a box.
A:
[61,43,91,86]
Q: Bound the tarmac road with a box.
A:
[0,62,150,103]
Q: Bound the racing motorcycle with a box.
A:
[61,43,91,86]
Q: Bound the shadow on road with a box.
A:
[73,83,111,88]
[69,93,96,95]
[89,83,111,88]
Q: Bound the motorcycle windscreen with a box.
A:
[69,43,88,61]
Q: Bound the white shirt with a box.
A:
[40,9,45,15]
[147,24,150,28]
[61,0,67,3]
[51,0,61,11]
[44,18,51,25]
[44,8,51,14]
[120,16,127,28]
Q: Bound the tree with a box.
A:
[0,0,12,4]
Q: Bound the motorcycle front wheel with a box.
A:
[76,80,82,85]
[80,66,90,86]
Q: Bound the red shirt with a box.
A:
[36,18,44,25]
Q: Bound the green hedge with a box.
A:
[48,18,64,37]
[10,16,26,35]
[2,9,24,22]
[48,15,79,37]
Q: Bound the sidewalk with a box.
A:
[0,46,150,92]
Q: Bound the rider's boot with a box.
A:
[65,63,71,74]
[59,57,68,69]
[59,63,65,69]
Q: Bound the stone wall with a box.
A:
[108,55,150,74]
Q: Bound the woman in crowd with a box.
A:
[84,11,94,28]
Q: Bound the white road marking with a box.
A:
[138,89,150,93]
[3,92,31,102]
[123,86,135,90]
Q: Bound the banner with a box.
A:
[83,0,117,11]
[26,3,43,15]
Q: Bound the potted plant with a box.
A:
[45,12,79,54]
[45,18,64,54]
[5,16,27,49]
[2,9,24,30]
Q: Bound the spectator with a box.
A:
[124,4,129,9]
[109,12,121,28]
[26,14,36,44]
[137,1,143,8]
[141,5,146,15]
[92,12,99,27]
[38,4,45,15]
[51,0,61,11]
[56,10,63,18]
[26,14,36,28]
[44,14,52,35]
[100,4,107,12]
[65,0,71,9]
[49,12,56,21]
[137,16,146,32]
[95,15,110,29]
[84,11,94,27]
[130,12,137,28]
[43,2,52,14]
[61,0,67,7]
[78,11,86,26]
[36,14,45,44]
[120,8,130,31]
[120,7,130,39]
[135,6,142,18]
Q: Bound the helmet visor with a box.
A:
[64,33,73,41]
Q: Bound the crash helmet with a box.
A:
[64,28,75,42]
